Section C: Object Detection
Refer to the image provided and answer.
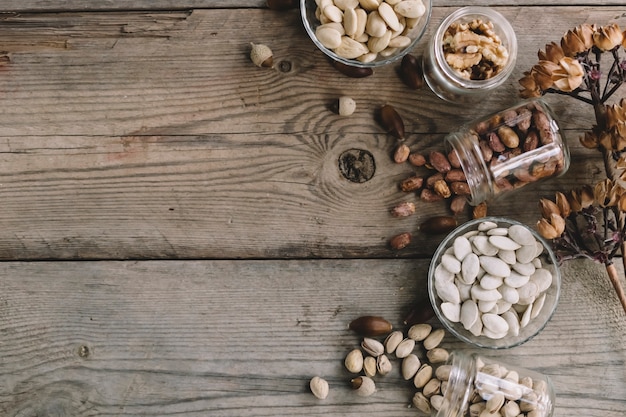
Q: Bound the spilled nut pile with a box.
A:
[309,315,454,415]
[458,101,567,197]
[432,219,555,340]
[310,315,554,417]
[311,0,427,63]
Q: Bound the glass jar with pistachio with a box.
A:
[444,99,570,205]
[436,351,555,417]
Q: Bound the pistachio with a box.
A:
[423,328,446,350]
[401,354,421,380]
[486,392,505,414]
[351,375,376,396]
[379,104,405,139]
[310,376,329,399]
[423,377,441,397]
[394,338,415,358]
[349,315,393,336]
[412,392,432,414]
[408,323,432,341]
[363,355,377,377]
[413,363,433,388]
[384,330,404,354]
[435,364,452,381]
[361,337,385,357]
[376,354,392,375]
[344,348,364,373]
[430,394,445,411]
[249,43,274,68]
[426,347,450,363]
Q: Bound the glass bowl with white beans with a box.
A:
[301,0,431,68]
[427,217,561,349]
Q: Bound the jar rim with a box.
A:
[432,6,518,90]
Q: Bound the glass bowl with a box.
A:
[300,0,432,68]
[427,217,561,349]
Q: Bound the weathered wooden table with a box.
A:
[0,1,625,416]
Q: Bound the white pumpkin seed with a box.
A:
[460,299,479,330]
[508,224,536,245]
[453,236,472,261]
[489,235,522,251]
[441,302,461,322]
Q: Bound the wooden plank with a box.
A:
[0,7,624,260]
[2,0,626,12]
[0,259,624,416]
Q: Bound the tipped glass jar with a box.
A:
[444,99,570,206]
[423,7,518,102]
[435,351,555,417]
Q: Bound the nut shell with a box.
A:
[310,376,329,399]
[250,43,274,68]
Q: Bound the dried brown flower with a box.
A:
[538,42,565,63]
[561,24,595,56]
[519,71,542,98]
[552,57,584,92]
[593,23,624,51]
[555,191,571,217]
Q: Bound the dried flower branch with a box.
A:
[537,181,626,313]
[521,23,626,315]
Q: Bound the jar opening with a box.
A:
[432,6,518,90]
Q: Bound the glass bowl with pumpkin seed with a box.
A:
[427,217,561,349]
[301,0,432,68]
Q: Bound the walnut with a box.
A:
[445,52,482,69]
[442,18,510,80]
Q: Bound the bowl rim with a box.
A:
[427,216,561,349]
[299,0,432,68]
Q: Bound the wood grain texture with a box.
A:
[0,7,624,259]
[0,259,624,416]
[2,1,626,12]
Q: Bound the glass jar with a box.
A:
[423,7,518,103]
[444,99,570,205]
[437,351,555,417]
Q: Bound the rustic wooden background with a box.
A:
[0,1,625,416]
